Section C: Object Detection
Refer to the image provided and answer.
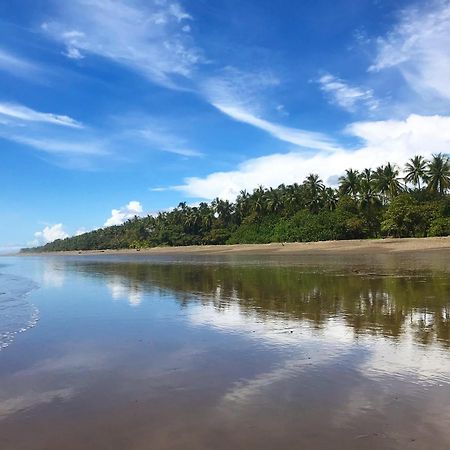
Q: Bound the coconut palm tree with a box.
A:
[404,155,428,190]
[374,163,403,201]
[266,188,283,214]
[304,174,324,195]
[360,168,373,185]
[338,169,360,199]
[322,187,339,211]
[304,174,325,213]
[426,153,450,195]
[214,199,234,225]
[359,168,380,209]
[385,163,404,198]
[283,183,305,213]
[252,186,267,217]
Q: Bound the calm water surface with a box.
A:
[0,251,450,449]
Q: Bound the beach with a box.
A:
[2,243,450,449]
[21,236,450,257]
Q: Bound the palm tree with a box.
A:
[339,169,360,199]
[252,186,267,217]
[359,168,380,210]
[426,153,450,195]
[235,190,251,224]
[266,188,283,214]
[214,199,234,225]
[360,168,373,185]
[385,163,404,198]
[304,174,324,213]
[359,171,381,234]
[374,163,403,201]
[304,174,324,195]
[283,183,305,213]
[404,155,428,190]
[322,187,339,211]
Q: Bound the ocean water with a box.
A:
[0,273,38,350]
[0,252,450,449]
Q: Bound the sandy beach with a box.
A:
[20,236,450,257]
[4,238,450,449]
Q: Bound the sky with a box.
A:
[1,0,450,251]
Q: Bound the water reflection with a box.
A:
[107,275,143,307]
[41,259,65,288]
[1,254,450,449]
[63,259,450,347]
[51,257,450,390]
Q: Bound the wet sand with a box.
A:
[2,247,450,449]
[21,236,450,257]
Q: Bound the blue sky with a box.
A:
[1,0,450,250]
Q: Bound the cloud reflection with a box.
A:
[107,275,143,307]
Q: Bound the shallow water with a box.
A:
[0,273,38,350]
[0,251,450,449]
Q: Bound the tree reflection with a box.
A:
[66,260,450,347]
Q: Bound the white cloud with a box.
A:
[43,0,200,88]
[139,128,203,157]
[34,224,69,245]
[74,227,88,236]
[4,135,107,155]
[213,103,338,151]
[0,102,82,128]
[370,1,450,100]
[0,48,40,79]
[29,225,90,248]
[318,73,379,112]
[276,104,289,116]
[104,200,143,227]
[202,67,280,111]
[64,46,84,60]
[200,67,337,151]
[175,114,450,200]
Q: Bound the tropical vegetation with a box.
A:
[22,153,450,252]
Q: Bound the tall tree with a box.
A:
[304,174,325,213]
[404,155,428,190]
[374,163,403,201]
[339,169,360,199]
[426,153,450,195]
[322,187,339,211]
[266,188,283,213]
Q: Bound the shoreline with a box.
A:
[18,236,450,256]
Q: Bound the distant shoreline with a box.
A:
[18,236,450,256]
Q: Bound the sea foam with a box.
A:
[0,273,39,350]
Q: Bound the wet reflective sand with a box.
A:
[1,250,450,449]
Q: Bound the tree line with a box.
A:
[22,153,450,252]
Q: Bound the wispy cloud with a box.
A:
[201,67,337,151]
[4,135,107,155]
[42,3,340,153]
[0,102,82,128]
[0,48,40,79]
[213,103,338,151]
[42,0,201,89]
[139,127,203,157]
[174,114,450,200]
[318,73,379,112]
[201,67,280,112]
[370,1,450,100]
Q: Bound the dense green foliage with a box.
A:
[23,153,450,252]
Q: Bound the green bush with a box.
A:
[228,216,278,244]
[381,194,441,237]
[429,217,450,236]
